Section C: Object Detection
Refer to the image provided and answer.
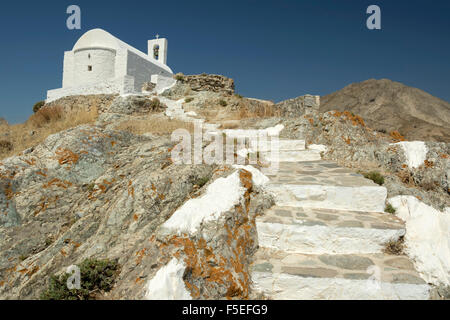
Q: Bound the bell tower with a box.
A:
[148,34,168,65]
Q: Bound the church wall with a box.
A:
[62,51,75,88]
[73,48,116,86]
[126,50,172,92]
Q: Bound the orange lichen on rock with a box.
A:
[390,131,405,142]
[128,180,135,197]
[332,111,342,117]
[35,170,47,177]
[148,169,257,300]
[42,178,73,189]
[34,195,59,216]
[424,160,434,168]
[135,248,147,265]
[4,182,14,200]
[342,136,351,145]
[332,111,365,127]
[27,265,39,277]
[343,111,365,127]
[22,158,37,166]
[55,148,79,168]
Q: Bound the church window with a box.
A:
[88,65,92,71]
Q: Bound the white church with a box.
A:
[47,28,175,102]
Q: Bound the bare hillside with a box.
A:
[320,79,450,142]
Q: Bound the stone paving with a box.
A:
[252,249,426,284]
[260,206,404,230]
[250,139,431,300]
[266,161,377,186]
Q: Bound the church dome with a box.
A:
[73,28,120,52]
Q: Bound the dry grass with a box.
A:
[397,169,415,186]
[219,121,240,129]
[116,117,194,135]
[383,237,405,255]
[0,105,98,160]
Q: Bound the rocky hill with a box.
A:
[0,74,449,300]
[320,79,450,142]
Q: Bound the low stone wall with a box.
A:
[45,94,118,114]
[46,75,135,103]
[275,94,320,117]
[179,74,235,95]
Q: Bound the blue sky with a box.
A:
[0,0,449,123]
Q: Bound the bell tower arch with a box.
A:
[148,35,168,65]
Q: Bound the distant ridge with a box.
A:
[320,79,450,142]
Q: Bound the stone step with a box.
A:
[267,171,375,186]
[267,184,387,212]
[261,150,321,162]
[265,161,356,177]
[257,206,405,254]
[251,249,430,300]
[250,139,306,152]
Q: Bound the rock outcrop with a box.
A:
[274,94,320,117]
[178,74,235,95]
[45,94,118,114]
[0,120,272,299]
[0,75,448,300]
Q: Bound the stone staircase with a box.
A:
[160,96,220,131]
[250,140,431,300]
[157,95,431,299]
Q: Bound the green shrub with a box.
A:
[194,176,210,188]
[86,183,96,192]
[19,254,28,262]
[174,73,184,81]
[234,94,243,99]
[385,203,396,214]
[185,97,194,103]
[45,237,54,247]
[33,101,45,113]
[218,100,227,107]
[363,171,384,185]
[40,258,120,300]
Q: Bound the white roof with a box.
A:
[73,28,172,73]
